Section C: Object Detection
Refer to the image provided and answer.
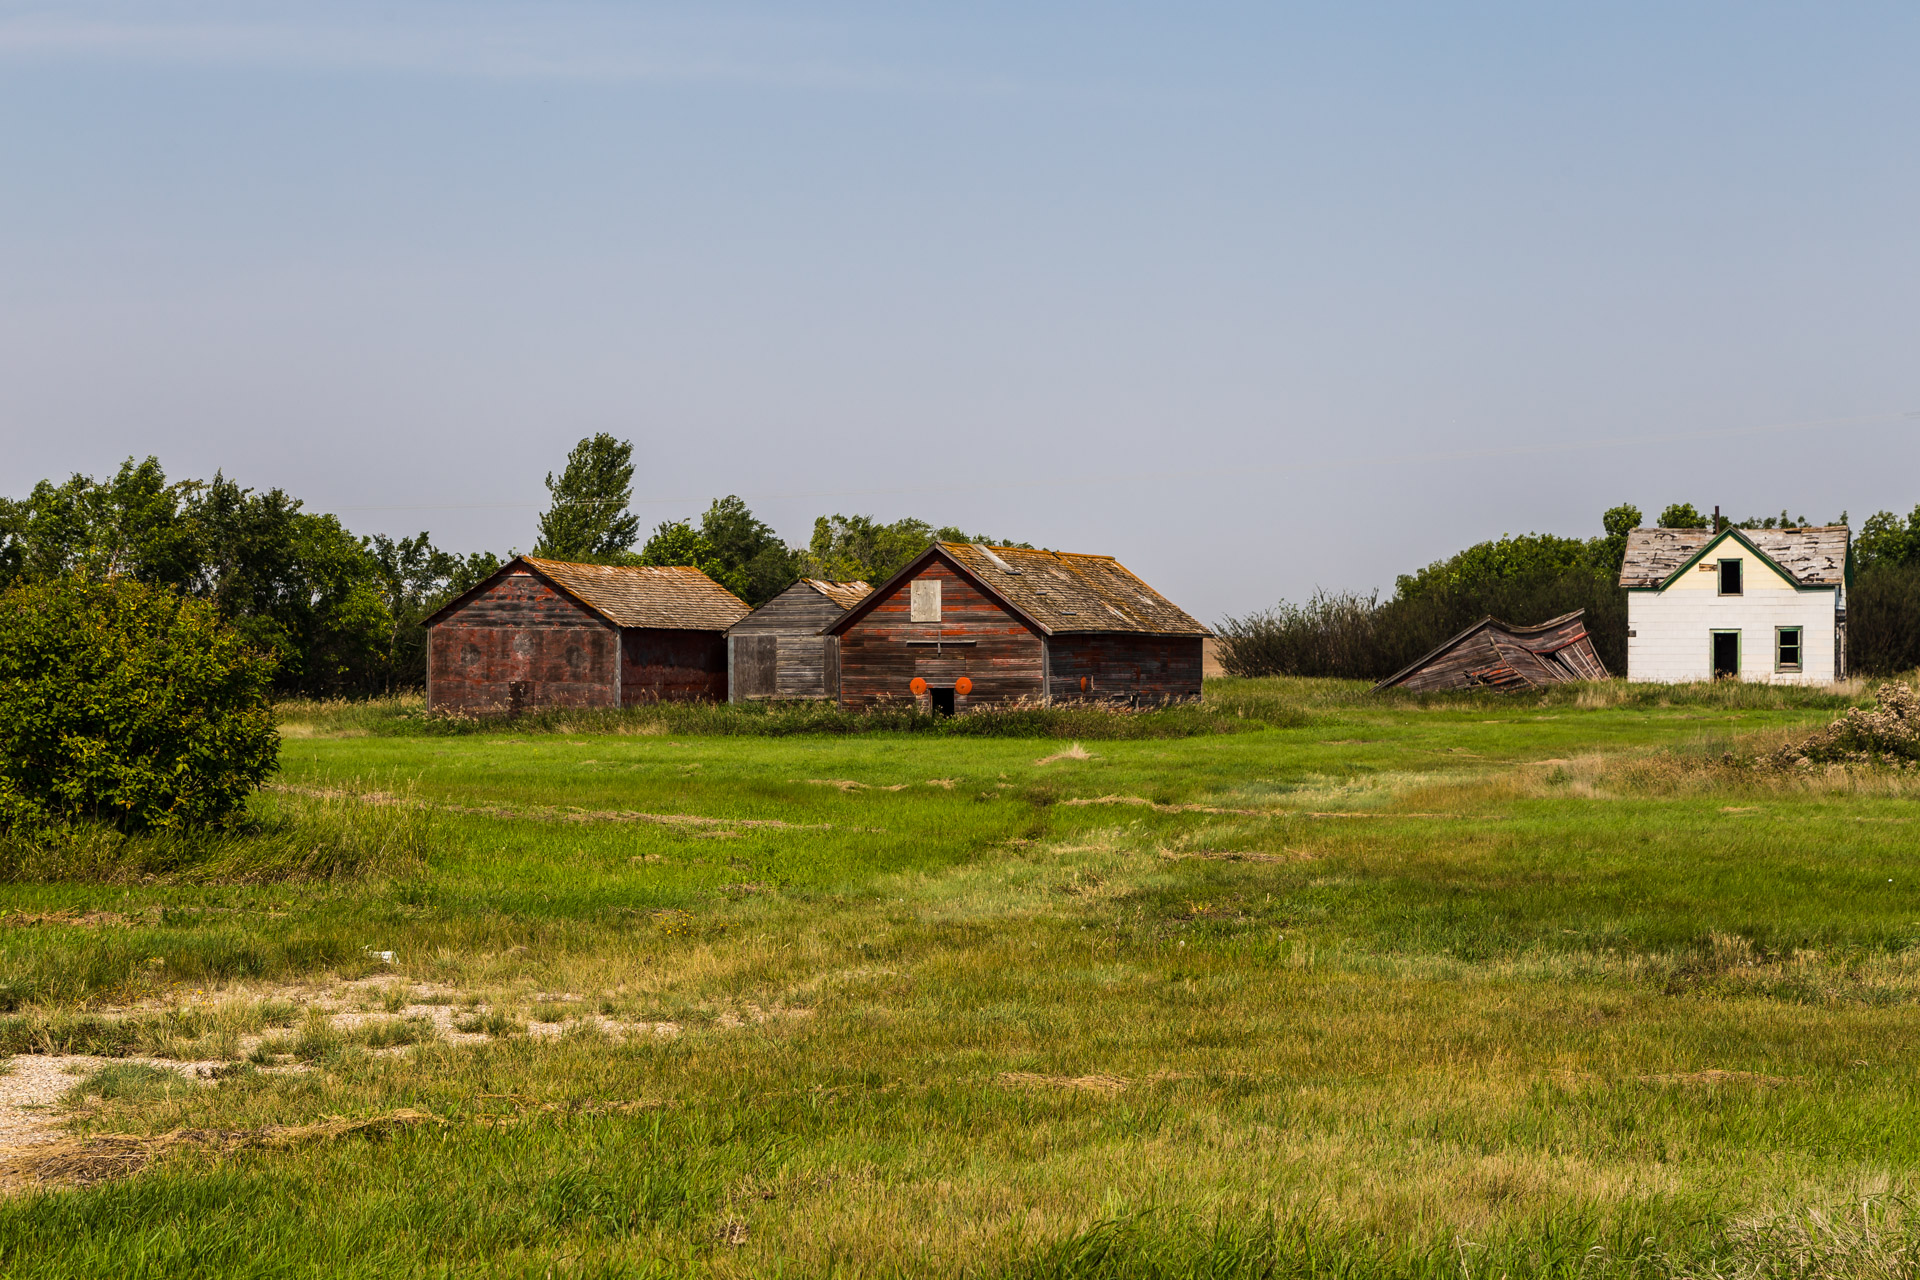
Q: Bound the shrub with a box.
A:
[1770,681,1920,768]
[1215,574,1626,682]
[0,577,278,833]
[1215,591,1384,678]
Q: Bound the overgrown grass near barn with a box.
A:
[2,679,1918,1277]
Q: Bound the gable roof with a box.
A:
[831,542,1209,637]
[1375,610,1608,692]
[425,556,750,631]
[1618,526,1849,590]
[803,579,873,611]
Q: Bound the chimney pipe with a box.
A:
[1713,505,1722,532]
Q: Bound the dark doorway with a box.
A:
[930,686,957,716]
[1712,632,1739,679]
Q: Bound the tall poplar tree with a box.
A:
[533,434,641,562]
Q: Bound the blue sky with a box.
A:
[3,2,1917,617]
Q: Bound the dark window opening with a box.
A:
[1712,632,1739,679]
[1777,627,1802,671]
[929,687,956,716]
[1719,559,1742,595]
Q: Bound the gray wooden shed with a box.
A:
[727,579,873,702]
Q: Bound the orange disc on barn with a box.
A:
[909,677,928,695]
[954,677,972,696]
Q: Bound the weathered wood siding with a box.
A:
[427,569,620,711]
[623,628,728,704]
[729,584,849,701]
[837,560,1044,707]
[1045,634,1204,704]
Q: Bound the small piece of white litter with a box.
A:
[365,949,396,963]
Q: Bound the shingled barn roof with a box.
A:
[1618,526,1849,589]
[803,579,873,610]
[936,543,1209,636]
[396,555,759,633]
[1375,611,1608,693]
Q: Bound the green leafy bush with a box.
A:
[0,577,278,833]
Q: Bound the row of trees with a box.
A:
[0,435,1017,696]
[532,434,1020,603]
[1219,503,1920,680]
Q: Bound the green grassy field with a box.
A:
[1,678,1917,1278]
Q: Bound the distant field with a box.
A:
[1,677,1917,1278]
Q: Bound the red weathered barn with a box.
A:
[828,542,1209,712]
[424,556,750,712]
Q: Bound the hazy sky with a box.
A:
[4,2,1918,618]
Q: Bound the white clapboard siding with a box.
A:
[1627,587,1839,683]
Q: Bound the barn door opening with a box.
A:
[1711,631,1740,679]
[929,687,957,716]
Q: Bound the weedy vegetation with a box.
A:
[0,677,1917,1278]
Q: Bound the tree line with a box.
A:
[1218,502,1920,680]
[0,434,1018,697]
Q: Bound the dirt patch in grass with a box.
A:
[1035,744,1094,765]
[0,1108,441,1191]
[998,1072,1131,1097]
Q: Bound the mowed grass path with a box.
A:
[3,681,1918,1277]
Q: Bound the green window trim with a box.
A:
[1717,558,1743,596]
[1775,626,1803,673]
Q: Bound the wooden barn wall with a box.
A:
[774,636,833,699]
[623,629,728,703]
[730,587,846,635]
[1045,634,1204,704]
[729,585,847,701]
[1393,632,1505,693]
[837,560,1044,707]
[428,570,619,711]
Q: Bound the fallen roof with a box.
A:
[1619,526,1849,589]
[937,542,1209,636]
[1374,610,1608,692]
[803,579,873,611]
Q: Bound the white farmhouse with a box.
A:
[1619,525,1850,684]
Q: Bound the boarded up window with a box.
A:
[910,579,941,622]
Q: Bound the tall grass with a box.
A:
[277,694,1248,740]
[0,785,434,885]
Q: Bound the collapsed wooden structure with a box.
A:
[1373,610,1607,693]
[828,542,1209,711]
[424,556,750,712]
[727,578,873,701]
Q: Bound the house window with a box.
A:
[1711,630,1740,679]
[1776,626,1802,672]
[910,578,942,623]
[1718,558,1742,595]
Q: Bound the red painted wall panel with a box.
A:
[427,570,619,711]
[1045,634,1204,704]
[836,560,1045,707]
